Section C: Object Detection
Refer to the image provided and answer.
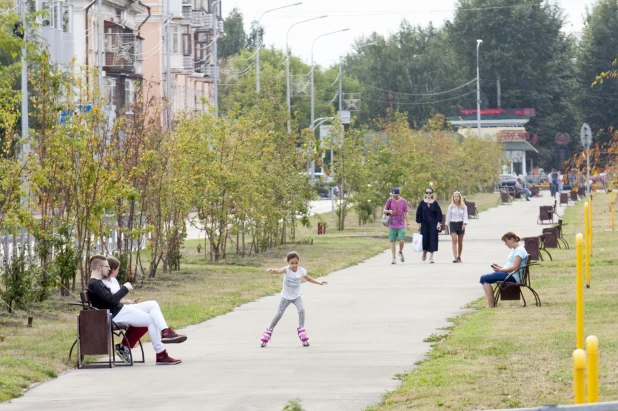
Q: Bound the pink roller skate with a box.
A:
[297,327,310,347]
[260,328,273,348]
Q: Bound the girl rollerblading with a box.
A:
[260,251,327,347]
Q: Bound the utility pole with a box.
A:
[20,0,29,248]
[496,74,501,109]
[338,56,342,114]
[476,39,483,138]
[165,0,171,128]
[97,0,102,89]
[256,3,303,95]
[213,1,218,117]
[285,15,327,133]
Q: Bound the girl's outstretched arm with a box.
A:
[266,267,286,274]
[305,275,327,285]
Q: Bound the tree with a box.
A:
[218,47,361,130]
[577,0,618,145]
[218,8,246,58]
[245,20,264,51]
[445,0,578,170]
[344,23,470,128]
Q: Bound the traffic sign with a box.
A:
[581,123,592,148]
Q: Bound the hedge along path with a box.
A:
[368,192,618,411]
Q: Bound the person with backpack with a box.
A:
[383,188,410,264]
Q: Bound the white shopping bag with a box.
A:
[412,233,423,253]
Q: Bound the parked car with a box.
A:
[499,174,518,188]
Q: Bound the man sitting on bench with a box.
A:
[87,255,186,365]
[515,178,531,201]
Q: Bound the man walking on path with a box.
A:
[383,188,410,264]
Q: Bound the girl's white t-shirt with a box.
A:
[102,277,121,293]
[281,266,307,300]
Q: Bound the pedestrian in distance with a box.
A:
[102,256,186,364]
[260,251,327,348]
[557,170,564,194]
[445,191,468,263]
[479,232,528,308]
[416,187,443,263]
[383,188,410,264]
[550,169,558,197]
[86,255,186,365]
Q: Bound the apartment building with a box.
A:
[139,0,222,115]
[34,0,221,115]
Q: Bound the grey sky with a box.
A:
[223,0,594,67]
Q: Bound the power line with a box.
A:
[362,90,476,106]
[364,79,476,97]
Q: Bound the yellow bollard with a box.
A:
[576,234,584,350]
[585,202,591,288]
[589,195,593,257]
[586,335,599,403]
[573,349,587,404]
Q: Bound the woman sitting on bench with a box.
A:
[87,255,187,365]
[479,232,528,308]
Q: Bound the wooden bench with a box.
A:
[559,192,569,207]
[68,291,145,368]
[493,260,541,307]
[537,205,555,225]
[498,189,512,205]
[523,236,552,262]
[466,201,479,219]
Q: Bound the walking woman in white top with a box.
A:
[445,192,468,263]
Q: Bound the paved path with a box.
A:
[0,195,562,411]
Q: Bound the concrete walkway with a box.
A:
[0,195,562,411]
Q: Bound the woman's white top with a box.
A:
[102,277,121,293]
[445,204,468,224]
[281,266,307,300]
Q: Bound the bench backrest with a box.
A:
[523,237,540,261]
[79,290,93,309]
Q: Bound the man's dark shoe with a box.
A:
[115,343,132,364]
[161,327,187,344]
[156,349,181,365]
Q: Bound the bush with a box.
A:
[1,248,38,313]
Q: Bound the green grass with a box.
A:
[0,192,499,403]
[367,192,618,410]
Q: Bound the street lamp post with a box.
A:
[476,39,483,138]
[213,0,219,117]
[310,28,349,182]
[255,2,302,95]
[338,41,377,114]
[286,15,327,133]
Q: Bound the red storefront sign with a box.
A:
[458,108,536,117]
[496,131,530,142]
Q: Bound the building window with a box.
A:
[41,1,51,26]
[125,79,135,106]
[182,28,191,56]
[62,5,71,32]
[171,25,181,54]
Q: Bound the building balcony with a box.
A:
[191,10,213,28]
[104,33,141,74]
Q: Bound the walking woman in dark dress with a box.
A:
[416,187,443,263]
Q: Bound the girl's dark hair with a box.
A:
[286,251,300,262]
[107,256,120,271]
